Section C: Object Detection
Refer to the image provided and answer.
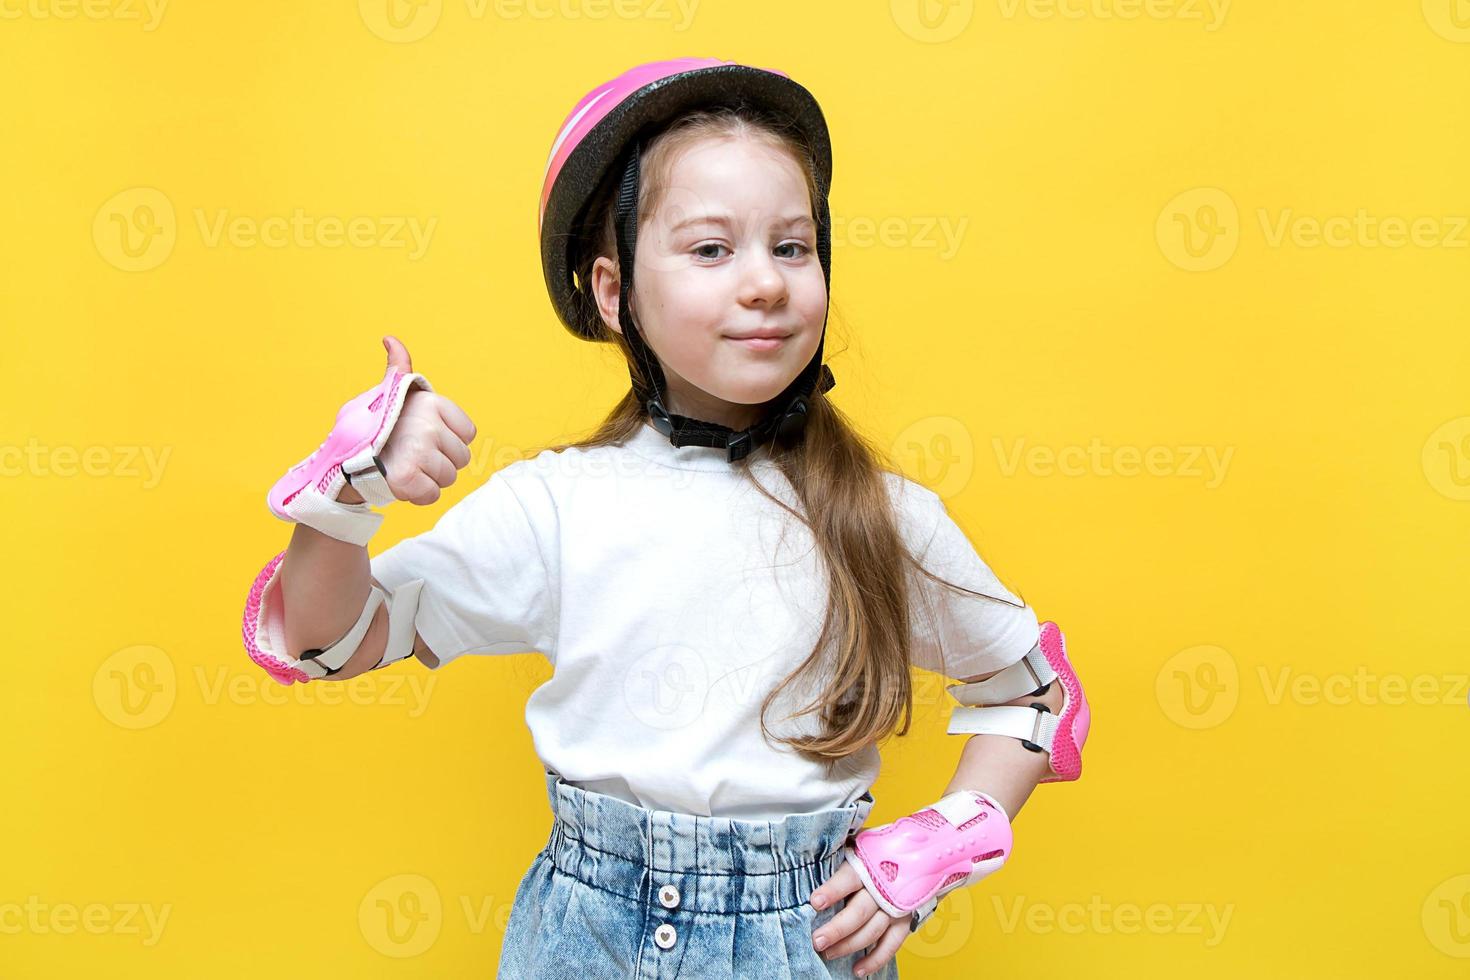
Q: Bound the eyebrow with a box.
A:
[670,214,816,233]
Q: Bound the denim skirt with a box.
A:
[497,769,902,979]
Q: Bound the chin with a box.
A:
[708,370,806,406]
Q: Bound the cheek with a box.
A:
[635,279,721,359]
[664,277,723,322]
[796,264,827,308]
[796,282,828,330]
[642,269,716,320]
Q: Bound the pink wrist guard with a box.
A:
[843,789,1013,929]
[266,365,432,546]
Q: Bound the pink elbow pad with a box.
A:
[243,551,313,685]
[242,549,424,685]
[843,789,1013,929]
[945,620,1091,784]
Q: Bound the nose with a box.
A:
[736,248,787,309]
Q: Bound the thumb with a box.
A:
[382,334,413,374]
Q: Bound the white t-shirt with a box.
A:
[370,419,1040,819]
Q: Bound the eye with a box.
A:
[693,242,729,261]
[775,241,811,259]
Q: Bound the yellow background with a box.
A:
[3,0,1468,975]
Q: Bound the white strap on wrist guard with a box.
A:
[266,366,432,547]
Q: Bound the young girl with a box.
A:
[244,57,1090,979]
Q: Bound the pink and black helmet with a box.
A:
[537,58,837,462]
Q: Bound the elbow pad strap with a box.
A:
[945,621,1091,784]
[242,550,424,685]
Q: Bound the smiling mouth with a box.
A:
[726,335,789,351]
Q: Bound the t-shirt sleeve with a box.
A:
[368,467,558,671]
[895,477,1041,682]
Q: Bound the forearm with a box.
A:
[940,674,1065,819]
[278,487,391,681]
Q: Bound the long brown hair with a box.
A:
[523,104,1023,767]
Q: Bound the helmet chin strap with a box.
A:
[612,140,836,464]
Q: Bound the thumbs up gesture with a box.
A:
[362,334,478,506]
[270,334,475,543]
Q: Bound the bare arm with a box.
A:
[940,667,1066,818]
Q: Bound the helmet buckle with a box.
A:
[646,398,674,438]
[775,395,811,442]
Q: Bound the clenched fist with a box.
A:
[337,335,478,507]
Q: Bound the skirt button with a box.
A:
[658,884,681,909]
[654,923,678,949]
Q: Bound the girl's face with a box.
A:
[592,136,827,433]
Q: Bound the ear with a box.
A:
[591,255,627,336]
